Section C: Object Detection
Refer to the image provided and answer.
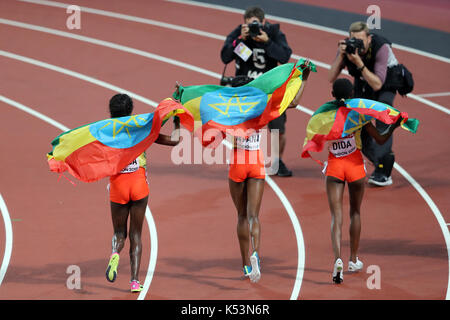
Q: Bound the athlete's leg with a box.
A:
[110,201,130,254]
[246,178,265,254]
[229,179,250,267]
[128,196,148,282]
[326,176,345,261]
[347,177,365,263]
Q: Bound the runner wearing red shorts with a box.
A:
[228,129,266,283]
[228,63,310,283]
[105,93,180,292]
[326,79,402,284]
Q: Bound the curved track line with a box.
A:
[9,4,448,114]
[0,194,13,287]
[17,0,225,41]
[393,163,450,300]
[0,50,158,107]
[264,177,305,299]
[138,207,158,300]
[0,19,220,80]
[0,95,157,298]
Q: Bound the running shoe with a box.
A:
[332,258,344,284]
[105,252,119,283]
[277,159,292,177]
[249,251,261,283]
[243,265,252,277]
[130,280,143,293]
[368,173,392,187]
[348,257,364,272]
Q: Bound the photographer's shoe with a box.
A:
[277,159,292,177]
[368,173,392,187]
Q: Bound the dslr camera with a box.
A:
[220,75,252,87]
[345,37,364,55]
[248,20,262,38]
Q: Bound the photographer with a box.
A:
[329,21,401,187]
[220,6,293,177]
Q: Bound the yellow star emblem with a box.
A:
[99,115,147,138]
[208,94,259,117]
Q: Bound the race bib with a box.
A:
[234,42,252,62]
[120,157,139,174]
[328,134,357,158]
[236,131,261,151]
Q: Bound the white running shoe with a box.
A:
[249,251,261,283]
[332,258,344,284]
[348,257,364,272]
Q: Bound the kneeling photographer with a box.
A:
[220,6,293,176]
[329,21,413,187]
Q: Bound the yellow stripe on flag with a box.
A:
[279,69,303,114]
[304,109,337,144]
[52,126,97,160]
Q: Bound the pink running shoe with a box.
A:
[130,280,143,293]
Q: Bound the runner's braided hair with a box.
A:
[109,93,133,118]
[332,78,354,107]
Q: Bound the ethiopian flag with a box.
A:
[301,98,419,159]
[47,98,194,182]
[173,59,316,147]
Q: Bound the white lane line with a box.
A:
[17,0,225,41]
[416,92,450,98]
[0,94,157,298]
[0,50,158,108]
[166,0,450,64]
[393,163,450,300]
[0,18,220,80]
[10,3,449,114]
[0,95,70,131]
[264,177,305,300]
[0,194,13,287]
[138,207,158,300]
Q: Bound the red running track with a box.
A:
[0,0,448,300]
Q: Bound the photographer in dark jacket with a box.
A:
[221,6,293,177]
[329,21,400,186]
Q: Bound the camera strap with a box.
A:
[221,64,228,79]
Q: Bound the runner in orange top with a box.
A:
[228,61,311,283]
[105,93,181,292]
[325,79,402,284]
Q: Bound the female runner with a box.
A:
[324,79,402,284]
[229,62,311,283]
[105,93,180,292]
